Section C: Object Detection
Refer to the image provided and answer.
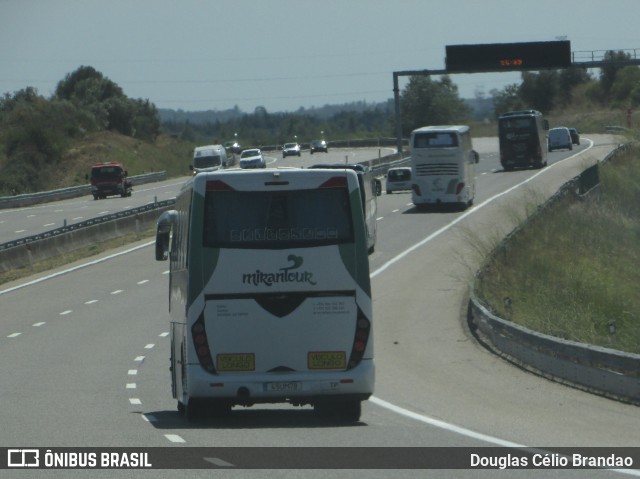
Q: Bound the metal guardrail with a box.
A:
[0,199,176,252]
[0,171,167,209]
[469,143,639,405]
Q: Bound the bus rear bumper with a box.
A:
[185,359,375,406]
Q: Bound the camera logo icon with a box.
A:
[7,449,39,468]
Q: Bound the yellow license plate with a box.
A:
[308,351,346,370]
[216,353,255,372]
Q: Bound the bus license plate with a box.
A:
[216,353,255,372]
[308,351,346,370]
[263,381,302,392]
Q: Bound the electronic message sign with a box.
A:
[445,41,572,72]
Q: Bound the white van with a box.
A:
[410,125,478,209]
[192,144,229,173]
[548,127,573,152]
[155,167,374,422]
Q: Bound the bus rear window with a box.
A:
[499,118,534,130]
[203,188,354,249]
[413,132,458,148]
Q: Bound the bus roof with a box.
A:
[411,125,470,134]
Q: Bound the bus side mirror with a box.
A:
[156,210,178,261]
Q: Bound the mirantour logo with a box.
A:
[242,255,316,287]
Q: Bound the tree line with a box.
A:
[0,66,160,194]
[1,52,638,194]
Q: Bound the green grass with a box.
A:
[475,146,640,354]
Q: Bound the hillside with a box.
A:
[0,131,194,195]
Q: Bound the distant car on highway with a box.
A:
[548,127,573,152]
[568,128,580,145]
[223,141,242,154]
[385,167,412,194]
[310,139,328,154]
[239,149,266,169]
[282,142,301,158]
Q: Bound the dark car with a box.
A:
[568,128,580,145]
[310,139,328,154]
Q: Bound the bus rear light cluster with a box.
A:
[192,312,216,373]
[347,309,371,369]
[456,182,465,195]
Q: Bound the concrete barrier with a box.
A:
[0,202,173,273]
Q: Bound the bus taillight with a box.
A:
[192,312,216,373]
[456,182,465,195]
[347,309,371,369]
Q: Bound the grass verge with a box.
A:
[475,145,640,354]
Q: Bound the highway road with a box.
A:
[0,146,393,245]
[0,136,638,478]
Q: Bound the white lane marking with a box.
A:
[392,209,400,213]
[137,279,149,285]
[376,216,384,221]
[126,383,136,389]
[85,299,98,305]
[370,397,523,447]
[15,229,26,234]
[159,332,169,337]
[165,434,186,443]
[134,356,145,362]
[8,332,21,338]
[0,241,155,296]
[128,369,138,375]
[142,414,157,423]
[144,344,155,349]
[60,310,72,316]
[111,289,123,295]
[33,322,46,327]
[43,223,55,227]
[129,398,142,405]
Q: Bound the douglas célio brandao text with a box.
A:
[470,452,634,469]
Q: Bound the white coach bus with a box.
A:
[410,125,478,210]
[155,168,374,422]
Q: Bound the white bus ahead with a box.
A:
[155,168,374,422]
[410,125,478,210]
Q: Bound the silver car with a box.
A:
[239,149,266,169]
[385,167,412,194]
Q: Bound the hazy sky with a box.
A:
[1,0,639,113]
